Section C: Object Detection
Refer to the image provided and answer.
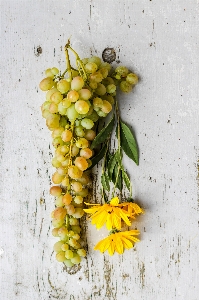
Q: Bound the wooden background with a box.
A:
[1,1,199,299]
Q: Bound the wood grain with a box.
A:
[0,1,199,299]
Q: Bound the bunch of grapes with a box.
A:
[39,42,138,267]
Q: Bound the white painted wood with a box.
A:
[0,1,199,299]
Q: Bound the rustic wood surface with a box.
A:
[1,1,199,299]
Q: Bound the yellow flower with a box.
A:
[84,197,131,230]
[94,230,140,256]
[118,202,144,219]
[84,197,144,230]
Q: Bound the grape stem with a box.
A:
[65,40,87,81]
[64,46,72,82]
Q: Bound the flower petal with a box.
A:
[108,239,115,256]
[94,236,111,253]
[121,236,133,249]
[110,197,120,206]
[114,234,124,254]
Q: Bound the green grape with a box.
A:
[71,70,79,77]
[68,166,83,179]
[57,79,70,94]
[58,102,67,115]
[120,81,132,93]
[88,56,101,66]
[58,227,68,241]
[89,80,98,89]
[64,259,74,267]
[106,84,116,94]
[57,167,67,176]
[103,95,115,105]
[60,145,69,154]
[55,195,64,207]
[52,157,62,168]
[62,193,72,206]
[67,204,75,215]
[77,249,86,257]
[46,88,58,101]
[65,250,74,259]
[99,68,108,79]
[62,98,71,108]
[45,68,54,78]
[75,157,88,171]
[84,129,96,141]
[51,67,59,75]
[50,186,62,196]
[39,77,54,91]
[99,62,111,71]
[56,251,66,262]
[59,116,68,128]
[75,100,90,114]
[97,110,107,117]
[76,188,88,198]
[67,90,79,102]
[72,208,84,219]
[68,230,74,237]
[61,244,69,251]
[71,144,80,157]
[71,76,84,91]
[73,233,80,240]
[126,73,138,85]
[71,225,81,234]
[41,101,51,111]
[76,172,91,185]
[80,148,93,159]
[52,228,59,237]
[61,176,70,186]
[95,83,106,96]
[51,91,63,104]
[75,126,85,137]
[61,129,72,142]
[93,97,103,108]
[102,76,115,86]
[53,207,67,220]
[78,89,92,100]
[101,100,112,113]
[71,181,83,192]
[51,127,64,138]
[69,217,79,225]
[52,137,64,148]
[66,104,79,122]
[87,111,99,122]
[85,62,98,73]
[90,72,103,83]
[76,138,89,149]
[81,118,94,129]
[53,241,65,253]
[74,196,83,204]
[46,114,60,129]
[52,218,64,228]
[71,254,81,264]
[56,154,66,162]
[115,66,129,77]
[52,172,65,184]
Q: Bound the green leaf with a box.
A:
[116,169,123,190]
[88,143,107,169]
[101,173,110,191]
[122,169,131,191]
[108,150,121,181]
[120,121,139,165]
[91,115,115,149]
[112,163,123,190]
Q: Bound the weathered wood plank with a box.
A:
[0,1,198,299]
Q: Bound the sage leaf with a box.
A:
[91,115,115,149]
[120,121,139,165]
[101,173,110,191]
[108,150,120,181]
[122,169,131,191]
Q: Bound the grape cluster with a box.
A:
[39,45,138,266]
